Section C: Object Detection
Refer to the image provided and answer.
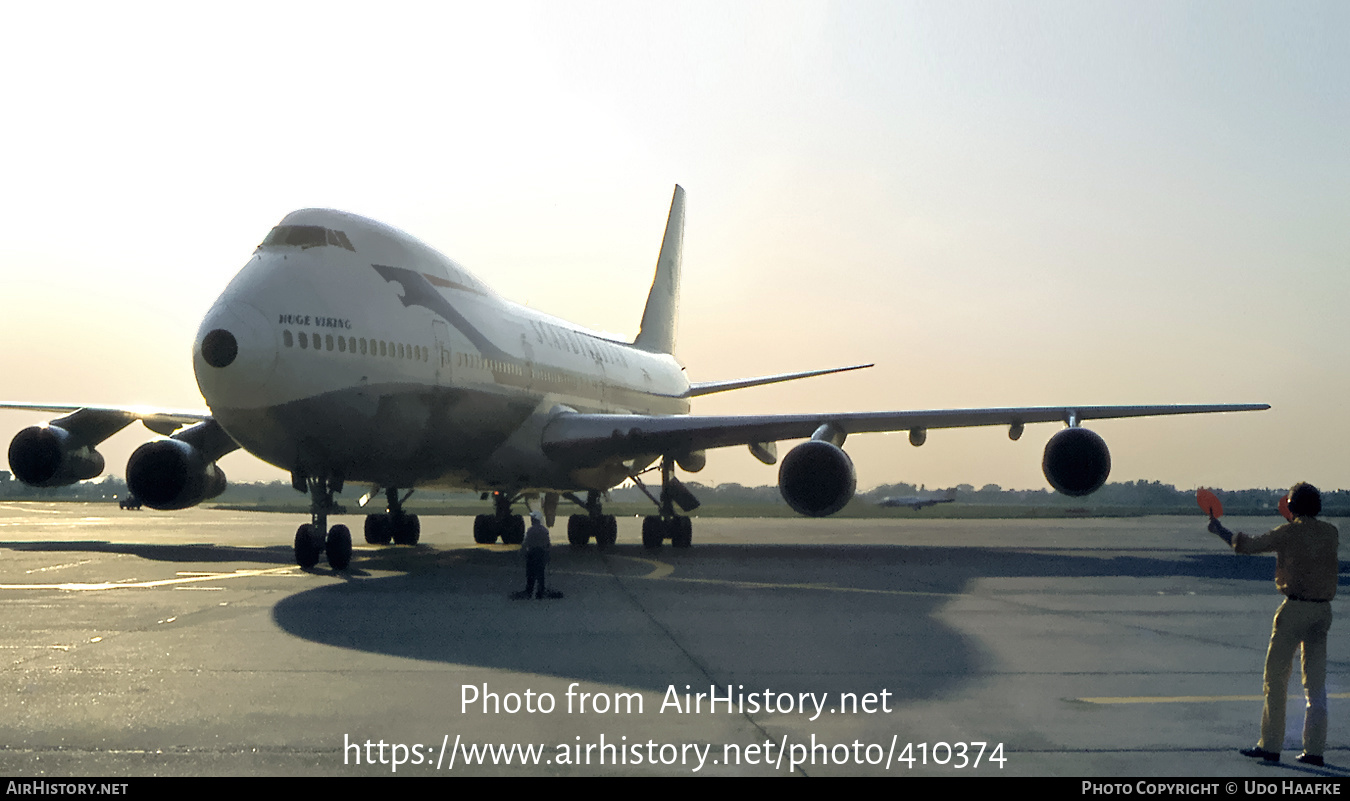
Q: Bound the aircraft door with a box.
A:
[592,347,609,410]
[433,321,452,386]
[520,333,536,393]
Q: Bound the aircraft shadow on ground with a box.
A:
[5,537,1339,701]
[266,542,1348,700]
[0,540,297,565]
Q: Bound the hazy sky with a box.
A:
[0,2,1345,494]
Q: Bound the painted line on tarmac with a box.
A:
[1076,692,1350,705]
[25,559,95,574]
[0,503,66,514]
[0,566,298,591]
[599,555,675,580]
[637,574,953,597]
[568,554,949,596]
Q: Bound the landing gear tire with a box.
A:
[326,524,353,570]
[392,514,421,545]
[501,514,525,546]
[473,514,497,544]
[596,515,618,549]
[364,514,393,545]
[568,515,590,547]
[295,523,323,569]
[642,516,689,548]
[642,516,663,549]
[671,516,692,548]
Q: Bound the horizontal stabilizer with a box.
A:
[688,364,872,397]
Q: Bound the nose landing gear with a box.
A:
[290,476,420,570]
[293,476,352,570]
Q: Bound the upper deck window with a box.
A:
[260,225,356,251]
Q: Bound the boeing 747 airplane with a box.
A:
[878,493,957,511]
[0,187,1266,569]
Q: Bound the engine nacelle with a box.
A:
[675,450,707,473]
[1042,427,1111,497]
[8,425,106,487]
[778,440,857,517]
[126,439,227,510]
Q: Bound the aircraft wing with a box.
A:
[540,403,1269,466]
[0,403,211,437]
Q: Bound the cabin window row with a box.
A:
[454,351,611,393]
[456,351,526,376]
[282,329,429,362]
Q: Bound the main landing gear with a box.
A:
[473,491,526,545]
[364,488,421,546]
[293,476,353,571]
[565,490,618,549]
[641,515,692,549]
[634,456,698,550]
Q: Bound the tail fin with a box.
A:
[633,185,685,354]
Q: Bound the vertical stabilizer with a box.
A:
[633,185,685,355]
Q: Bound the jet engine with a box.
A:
[1041,427,1111,497]
[675,449,707,473]
[778,440,857,517]
[126,439,227,510]
[8,425,105,487]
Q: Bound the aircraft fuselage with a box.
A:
[193,209,688,495]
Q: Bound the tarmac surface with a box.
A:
[0,501,1346,777]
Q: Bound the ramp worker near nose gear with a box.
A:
[521,512,552,600]
[1207,482,1338,767]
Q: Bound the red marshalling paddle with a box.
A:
[1199,487,1295,521]
[1196,488,1223,519]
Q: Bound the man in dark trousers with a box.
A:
[1208,483,1338,766]
[521,511,551,600]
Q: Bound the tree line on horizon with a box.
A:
[664,479,1336,514]
[0,471,1339,515]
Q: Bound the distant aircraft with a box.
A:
[878,494,956,511]
[0,187,1267,569]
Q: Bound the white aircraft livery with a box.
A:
[1,186,1267,570]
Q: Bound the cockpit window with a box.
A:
[325,229,356,250]
[260,225,356,251]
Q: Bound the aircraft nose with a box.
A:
[194,301,277,409]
